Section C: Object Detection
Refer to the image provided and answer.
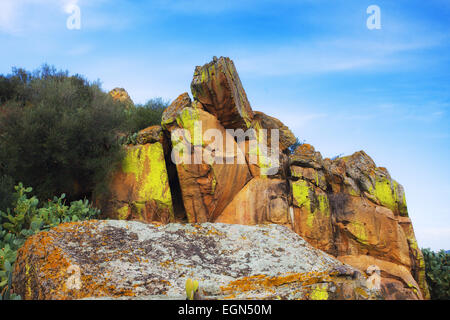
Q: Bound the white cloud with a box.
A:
[0,0,19,33]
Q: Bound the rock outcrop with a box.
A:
[162,93,252,223]
[191,56,254,130]
[109,87,134,109]
[97,56,429,300]
[253,111,296,152]
[13,220,382,300]
[289,145,428,299]
[216,178,291,228]
[97,128,174,223]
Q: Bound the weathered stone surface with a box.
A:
[290,179,334,253]
[98,142,174,223]
[161,92,193,128]
[338,255,423,300]
[333,196,411,268]
[12,220,382,300]
[235,124,288,178]
[288,149,429,299]
[109,87,134,108]
[164,101,251,223]
[191,57,254,130]
[253,111,296,151]
[290,144,324,169]
[135,125,163,145]
[325,151,408,216]
[92,57,428,301]
[216,178,291,227]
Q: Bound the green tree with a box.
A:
[126,98,168,133]
[0,65,128,201]
[422,248,450,300]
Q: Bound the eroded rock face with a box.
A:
[253,111,296,152]
[216,178,291,227]
[12,220,382,300]
[109,87,134,109]
[163,96,252,223]
[98,139,174,224]
[191,56,254,130]
[96,57,428,300]
[135,125,162,145]
[288,145,429,299]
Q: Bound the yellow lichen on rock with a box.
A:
[122,142,172,209]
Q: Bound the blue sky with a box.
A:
[0,0,449,250]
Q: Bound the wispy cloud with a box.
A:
[0,0,110,34]
[66,43,93,56]
[235,35,445,76]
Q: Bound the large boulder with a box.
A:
[287,147,429,299]
[94,57,428,300]
[325,151,408,216]
[191,56,254,130]
[162,94,252,223]
[109,87,134,109]
[135,125,163,145]
[253,111,296,151]
[290,179,334,253]
[290,143,324,169]
[12,220,382,300]
[97,134,174,224]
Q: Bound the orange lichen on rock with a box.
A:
[220,272,331,295]
[12,221,140,300]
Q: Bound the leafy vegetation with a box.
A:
[0,65,166,205]
[0,65,130,203]
[0,183,100,300]
[126,98,168,134]
[0,65,166,299]
[422,248,450,300]
[0,175,15,214]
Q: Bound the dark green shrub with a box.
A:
[0,65,128,201]
[0,183,100,300]
[126,98,168,133]
[422,248,450,300]
[0,175,15,213]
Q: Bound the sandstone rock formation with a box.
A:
[191,56,254,130]
[253,111,296,152]
[216,178,291,228]
[162,93,252,223]
[289,145,428,299]
[12,220,382,300]
[109,87,134,109]
[97,56,429,300]
[97,128,174,223]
